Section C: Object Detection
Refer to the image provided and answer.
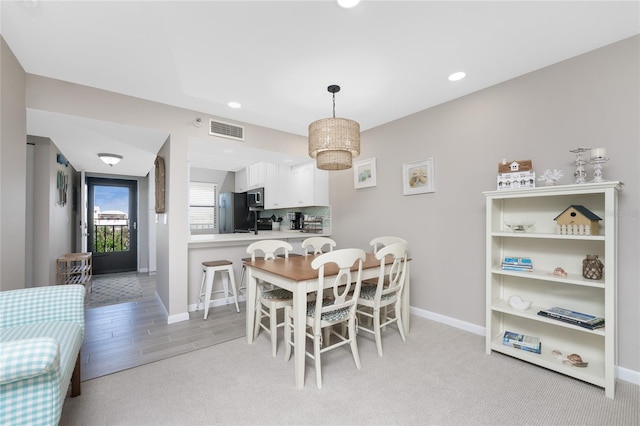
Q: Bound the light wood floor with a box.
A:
[81,273,246,381]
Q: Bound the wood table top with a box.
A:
[243,252,387,281]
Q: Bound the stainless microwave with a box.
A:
[247,187,264,210]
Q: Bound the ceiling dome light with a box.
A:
[337,0,361,8]
[448,71,466,81]
[98,153,123,166]
[227,101,242,109]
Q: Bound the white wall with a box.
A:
[0,37,27,291]
[330,35,640,374]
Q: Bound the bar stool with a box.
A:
[197,260,240,320]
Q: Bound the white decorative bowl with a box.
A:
[508,295,532,310]
[505,222,535,233]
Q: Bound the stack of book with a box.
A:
[537,307,605,330]
[502,331,541,354]
[501,256,533,272]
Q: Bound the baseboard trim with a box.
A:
[410,306,640,386]
[410,306,485,336]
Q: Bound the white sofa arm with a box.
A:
[0,338,59,385]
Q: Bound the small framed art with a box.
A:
[354,157,377,189]
[402,158,435,195]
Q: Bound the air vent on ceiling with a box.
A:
[209,119,244,141]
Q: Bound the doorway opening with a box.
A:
[87,177,138,275]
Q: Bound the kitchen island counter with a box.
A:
[187,230,331,311]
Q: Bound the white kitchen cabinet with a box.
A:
[484,182,620,398]
[264,163,292,209]
[247,162,266,189]
[291,162,329,207]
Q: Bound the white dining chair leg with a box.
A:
[373,308,383,357]
[396,300,407,342]
[283,307,293,361]
[269,304,278,357]
[349,319,362,369]
[253,303,262,339]
[314,332,323,389]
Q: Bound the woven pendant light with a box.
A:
[308,85,360,170]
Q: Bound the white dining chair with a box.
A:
[246,240,293,357]
[301,236,336,256]
[357,242,408,357]
[369,236,407,254]
[284,248,366,389]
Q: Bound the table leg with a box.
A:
[246,268,257,344]
[293,287,307,389]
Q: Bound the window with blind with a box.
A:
[189,181,217,234]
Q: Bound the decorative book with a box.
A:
[502,331,541,354]
[537,307,604,330]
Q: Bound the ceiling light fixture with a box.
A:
[308,85,360,170]
[227,101,242,109]
[337,0,361,8]
[448,71,466,81]
[98,153,123,166]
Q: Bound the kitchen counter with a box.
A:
[188,229,331,248]
[187,229,331,311]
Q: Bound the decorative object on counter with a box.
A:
[538,169,564,186]
[402,158,435,195]
[508,295,532,311]
[504,221,535,232]
[569,147,590,184]
[497,159,535,190]
[582,254,604,280]
[552,267,568,277]
[589,147,609,183]
[308,84,360,171]
[353,157,376,189]
[554,205,601,235]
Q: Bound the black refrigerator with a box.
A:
[218,192,251,233]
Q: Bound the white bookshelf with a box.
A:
[484,181,621,398]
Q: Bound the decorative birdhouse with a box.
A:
[554,205,602,235]
[497,159,535,190]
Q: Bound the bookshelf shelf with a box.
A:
[484,182,620,398]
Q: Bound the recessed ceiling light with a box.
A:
[337,0,360,8]
[448,72,466,82]
[227,101,242,109]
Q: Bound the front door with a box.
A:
[87,177,138,274]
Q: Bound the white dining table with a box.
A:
[244,253,410,389]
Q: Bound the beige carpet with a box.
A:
[60,316,639,425]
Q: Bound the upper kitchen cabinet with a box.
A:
[264,163,292,209]
[291,162,329,207]
[235,162,266,192]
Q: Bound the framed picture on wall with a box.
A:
[354,157,377,189]
[402,158,435,195]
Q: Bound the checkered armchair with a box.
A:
[0,285,85,426]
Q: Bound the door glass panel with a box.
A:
[93,185,130,253]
